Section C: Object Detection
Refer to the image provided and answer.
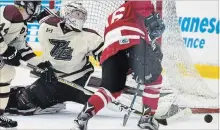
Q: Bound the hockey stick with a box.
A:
[44,7,60,18]
[123,83,142,126]
[19,61,143,116]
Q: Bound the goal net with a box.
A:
[51,0,219,114]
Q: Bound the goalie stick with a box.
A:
[18,61,144,115]
[19,60,192,126]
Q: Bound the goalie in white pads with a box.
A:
[0,0,41,127]
[5,1,104,115]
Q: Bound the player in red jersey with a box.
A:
[72,1,165,130]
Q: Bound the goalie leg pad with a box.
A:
[26,73,92,109]
[16,87,37,110]
[26,78,59,109]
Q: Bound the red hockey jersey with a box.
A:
[100,1,155,64]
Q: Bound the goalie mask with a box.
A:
[60,1,87,31]
[14,0,41,21]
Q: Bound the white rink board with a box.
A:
[176,0,219,65]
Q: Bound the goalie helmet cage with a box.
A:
[49,0,219,114]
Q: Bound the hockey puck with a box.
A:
[204,114,213,123]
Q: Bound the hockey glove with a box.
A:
[38,61,57,83]
[1,46,22,66]
[30,62,47,77]
[145,13,165,40]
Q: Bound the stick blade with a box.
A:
[155,118,167,126]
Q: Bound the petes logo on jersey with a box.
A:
[49,39,73,61]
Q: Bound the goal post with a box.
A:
[49,0,219,114]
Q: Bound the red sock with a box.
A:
[142,75,162,115]
[88,87,122,114]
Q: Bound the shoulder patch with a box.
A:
[82,28,101,36]
[45,17,63,27]
[4,5,23,23]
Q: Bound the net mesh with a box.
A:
[61,0,125,36]
[161,0,218,109]
[59,0,218,112]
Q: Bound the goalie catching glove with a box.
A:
[30,61,58,83]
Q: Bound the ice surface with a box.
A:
[4,67,219,130]
[6,103,219,130]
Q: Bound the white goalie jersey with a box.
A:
[38,17,104,81]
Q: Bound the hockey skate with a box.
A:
[71,103,94,130]
[137,105,159,130]
[0,115,17,128]
[138,115,159,130]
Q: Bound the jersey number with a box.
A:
[49,39,73,61]
[106,7,125,27]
